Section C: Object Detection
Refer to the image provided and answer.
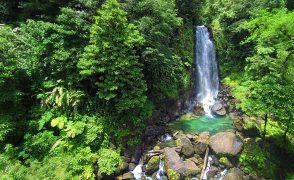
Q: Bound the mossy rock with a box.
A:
[145,156,160,175]
[219,157,233,168]
[153,145,161,151]
[167,169,181,180]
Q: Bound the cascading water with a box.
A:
[195,25,219,117]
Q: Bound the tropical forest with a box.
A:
[0,0,293,179]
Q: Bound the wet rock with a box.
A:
[219,157,233,168]
[128,163,136,171]
[211,155,219,166]
[164,147,186,174]
[145,156,160,175]
[230,113,244,132]
[131,145,143,164]
[224,168,244,180]
[194,132,209,155]
[199,132,210,140]
[153,145,161,151]
[115,162,129,175]
[122,156,131,163]
[211,102,226,116]
[207,166,218,178]
[209,132,243,156]
[122,172,135,180]
[186,134,194,140]
[177,136,194,157]
[183,159,201,177]
[194,141,208,155]
[167,169,181,180]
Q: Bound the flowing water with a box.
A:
[195,26,219,117]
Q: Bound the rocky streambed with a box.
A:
[116,130,253,180]
[114,85,262,180]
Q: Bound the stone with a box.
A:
[224,168,244,180]
[153,145,161,151]
[194,141,208,155]
[186,134,194,139]
[128,163,136,171]
[122,172,135,180]
[183,159,201,177]
[207,166,218,178]
[219,157,233,168]
[164,147,187,174]
[209,132,243,156]
[199,132,210,141]
[115,162,129,175]
[211,155,219,166]
[145,156,160,175]
[167,169,181,180]
[177,136,194,157]
[211,102,226,116]
[194,132,209,155]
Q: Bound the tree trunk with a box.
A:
[283,125,289,144]
[262,113,268,148]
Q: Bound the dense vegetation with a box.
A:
[0,0,293,179]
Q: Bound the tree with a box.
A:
[78,0,149,134]
[123,0,189,102]
[239,9,294,145]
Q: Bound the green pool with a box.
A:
[169,115,234,135]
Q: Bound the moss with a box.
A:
[175,138,182,147]
[219,157,232,168]
[145,156,160,175]
[153,145,161,151]
[167,169,181,180]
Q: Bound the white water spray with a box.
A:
[195,26,219,117]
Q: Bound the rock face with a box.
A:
[224,168,245,180]
[209,132,243,156]
[211,102,226,116]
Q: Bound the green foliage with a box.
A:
[21,131,58,160]
[239,138,277,178]
[123,0,189,101]
[97,148,122,175]
[79,0,147,112]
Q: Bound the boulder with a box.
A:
[194,132,210,155]
[176,136,194,157]
[183,159,201,177]
[207,166,218,178]
[128,163,136,171]
[211,102,226,116]
[122,172,135,180]
[194,141,208,155]
[115,162,129,175]
[224,168,244,180]
[219,157,233,168]
[145,156,160,175]
[209,132,243,156]
[211,155,220,166]
[164,147,187,174]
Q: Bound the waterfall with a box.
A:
[195,25,219,117]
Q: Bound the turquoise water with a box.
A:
[170,115,234,135]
